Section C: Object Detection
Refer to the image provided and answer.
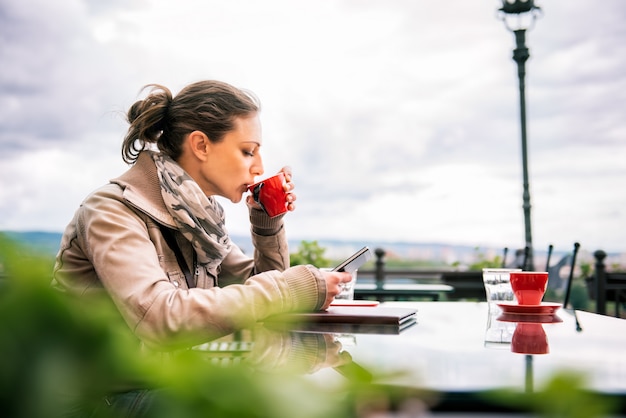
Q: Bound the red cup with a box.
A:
[511,322,549,354]
[509,271,549,305]
[248,173,288,218]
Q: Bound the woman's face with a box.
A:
[196,114,264,203]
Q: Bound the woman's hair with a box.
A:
[122,80,260,164]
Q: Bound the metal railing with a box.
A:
[585,250,626,317]
[355,248,485,301]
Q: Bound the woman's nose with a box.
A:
[253,158,264,177]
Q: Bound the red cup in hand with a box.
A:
[509,271,549,305]
[248,173,288,218]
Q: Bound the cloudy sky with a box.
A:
[1,0,625,255]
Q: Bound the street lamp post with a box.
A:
[498,0,542,271]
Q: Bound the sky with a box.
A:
[1,0,625,256]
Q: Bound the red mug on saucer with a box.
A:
[509,271,549,305]
[248,173,288,218]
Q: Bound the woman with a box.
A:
[53,80,351,349]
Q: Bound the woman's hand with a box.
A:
[319,269,353,310]
[280,166,297,213]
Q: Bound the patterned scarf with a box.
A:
[151,151,232,271]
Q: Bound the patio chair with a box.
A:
[562,242,580,309]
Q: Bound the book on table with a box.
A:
[264,306,417,334]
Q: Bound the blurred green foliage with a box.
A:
[0,234,149,417]
[486,370,619,418]
[0,234,369,418]
[289,240,331,267]
[382,258,446,269]
[466,247,505,270]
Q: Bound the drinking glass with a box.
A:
[482,268,522,312]
[321,268,357,300]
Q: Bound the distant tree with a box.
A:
[290,240,331,267]
[467,247,503,270]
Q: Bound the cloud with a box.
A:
[0,0,138,157]
[1,0,625,254]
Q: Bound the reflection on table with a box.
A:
[325,302,626,394]
[198,302,626,414]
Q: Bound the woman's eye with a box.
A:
[244,150,255,157]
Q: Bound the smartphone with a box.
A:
[332,246,372,274]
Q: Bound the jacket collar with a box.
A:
[110,151,176,227]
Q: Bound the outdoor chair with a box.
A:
[545,243,579,294]
[562,242,580,309]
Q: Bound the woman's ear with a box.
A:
[187,130,210,161]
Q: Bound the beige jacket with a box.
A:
[53,152,326,348]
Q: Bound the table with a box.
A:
[326,302,626,413]
[244,302,626,414]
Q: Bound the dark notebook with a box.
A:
[264,306,417,334]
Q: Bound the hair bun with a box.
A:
[127,100,144,124]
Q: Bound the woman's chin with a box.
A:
[230,194,244,204]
